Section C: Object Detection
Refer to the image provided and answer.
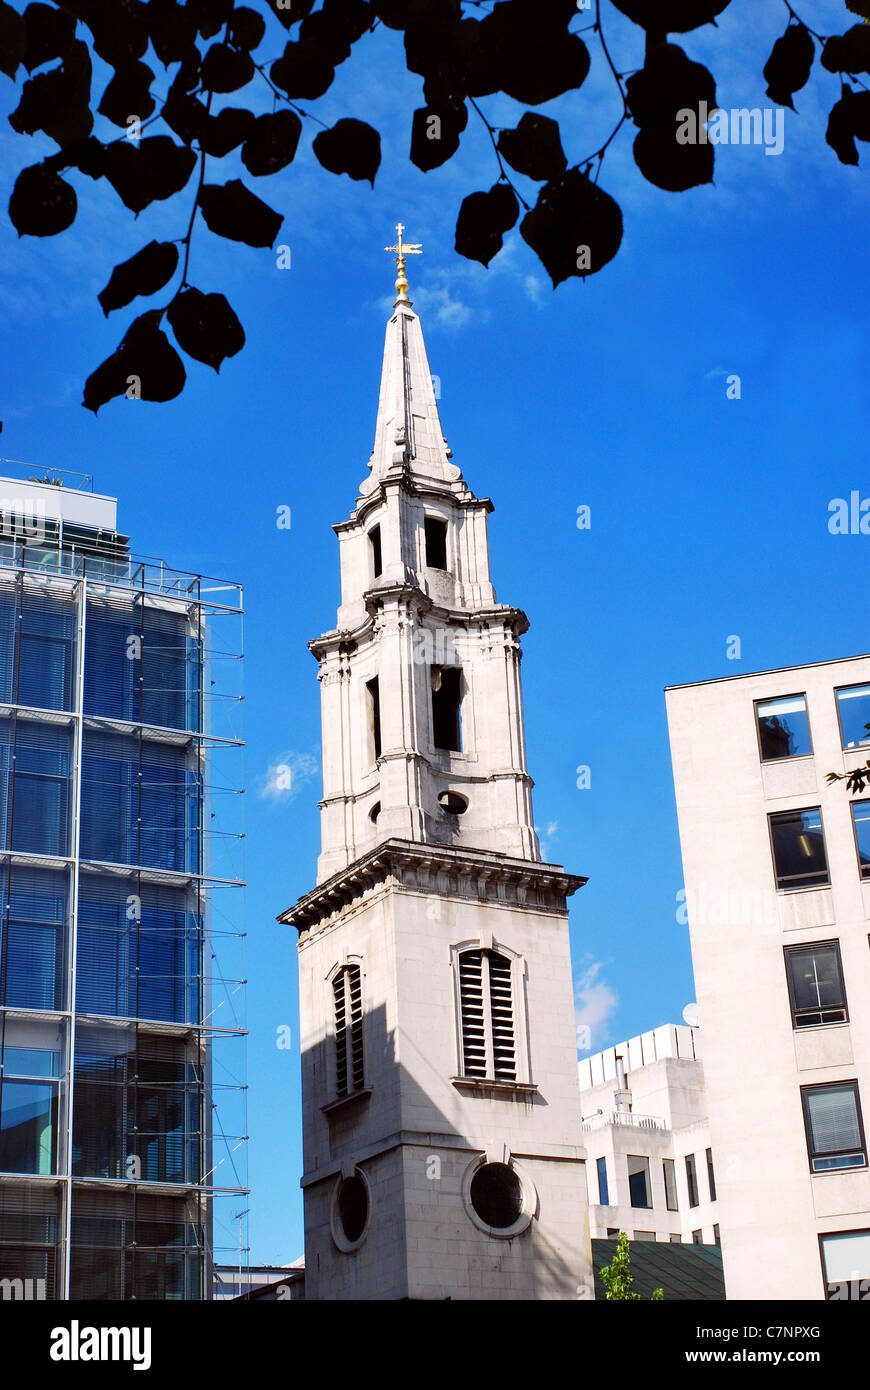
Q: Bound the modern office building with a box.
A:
[667,656,870,1300]
[579,1024,719,1248]
[278,241,591,1299]
[0,471,245,1300]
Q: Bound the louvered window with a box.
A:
[333,965,364,1098]
[459,949,516,1081]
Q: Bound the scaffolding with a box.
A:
[0,525,246,1300]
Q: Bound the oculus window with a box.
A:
[836,684,870,750]
[784,941,848,1028]
[755,694,812,760]
[802,1082,866,1173]
[769,808,829,890]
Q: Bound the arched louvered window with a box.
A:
[458,948,516,1081]
[333,964,364,1097]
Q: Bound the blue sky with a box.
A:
[0,1,867,1266]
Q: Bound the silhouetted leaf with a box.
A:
[633,125,714,190]
[478,0,590,105]
[826,84,870,164]
[497,113,566,181]
[145,0,198,66]
[85,0,149,67]
[166,287,245,371]
[187,0,234,40]
[264,0,316,29]
[98,240,179,315]
[846,0,870,17]
[199,106,255,157]
[104,137,196,214]
[229,6,266,51]
[162,89,207,145]
[98,59,154,127]
[52,135,106,179]
[301,0,372,65]
[271,39,334,99]
[199,179,284,247]
[764,23,814,109]
[9,39,92,147]
[626,43,716,128]
[520,169,622,286]
[410,100,467,171]
[609,0,730,35]
[201,41,254,93]
[0,1,27,80]
[9,162,77,236]
[22,2,74,71]
[313,118,380,184]
[455,182,518,267]
[821,24,870,77]
[241,110,302,176]
[83,310,185,412]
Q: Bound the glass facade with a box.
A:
[0,506,244,1300]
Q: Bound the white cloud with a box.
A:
[259,751,318,802]
[574,960,618,1055]
[523,274,546,307]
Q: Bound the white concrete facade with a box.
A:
[279,287,592,1299]
[579,1025,719,1246]
[667,656,870,1300]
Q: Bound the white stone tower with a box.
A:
[279,231,592,1300]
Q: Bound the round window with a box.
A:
[438,790,468,815]
[331,1170,371,1251]
[469,1162,523,1229]
[369,801,381,823]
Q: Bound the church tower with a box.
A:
[279,232,592,1300]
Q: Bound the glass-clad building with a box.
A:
[0,474,245,1299]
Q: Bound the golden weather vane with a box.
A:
[384,222,422,301]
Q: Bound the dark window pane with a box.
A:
[756,695,811,760]
[785,943,847,1026]
[706,1148,717,1202]
[837,685,870,750]
[852,802,870,879]
[686,1153,699,1207]
[369,526,382,579]
[432,666,461,752]
[424,517,447,570]
[770,808,829,889]
[664,1158,678,1211]
[597,1156,609,1206]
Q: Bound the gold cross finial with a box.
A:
[384,221,422,301]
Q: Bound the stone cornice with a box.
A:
[333,478,494,535]
[277,838,587,937]
[308,597,530,661]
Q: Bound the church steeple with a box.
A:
[311,256,541,883]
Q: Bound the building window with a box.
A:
[692,1229,703,1245]
[633,1230,655,1241]
[628,1155,652,1209]
[457,948,516,1081]
[663,1157,678,1211]
[784,941,848,1027]
[431,666,462,752]
[366,677,381,761]
[836,684,870,750]
[331,1168,371,1252]
[462,1155,536,1238]
[606,1227,619,1237]
[714,1224,720,1244]
[333,964,364,1099]
[706,1148,716,1202]
[0,1033,62,1176]
[802,1082,866,1173]
[686,1153,699,1207]
[424,517,447,570]
[438,789,468,815]
[769,808,829,890]
[851,801,870,879]
[755,694,812,761]
[597,1156,610,1206]
[669,1234,682,1244]
[820,1229,870,1300]
[369,525,382,579]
